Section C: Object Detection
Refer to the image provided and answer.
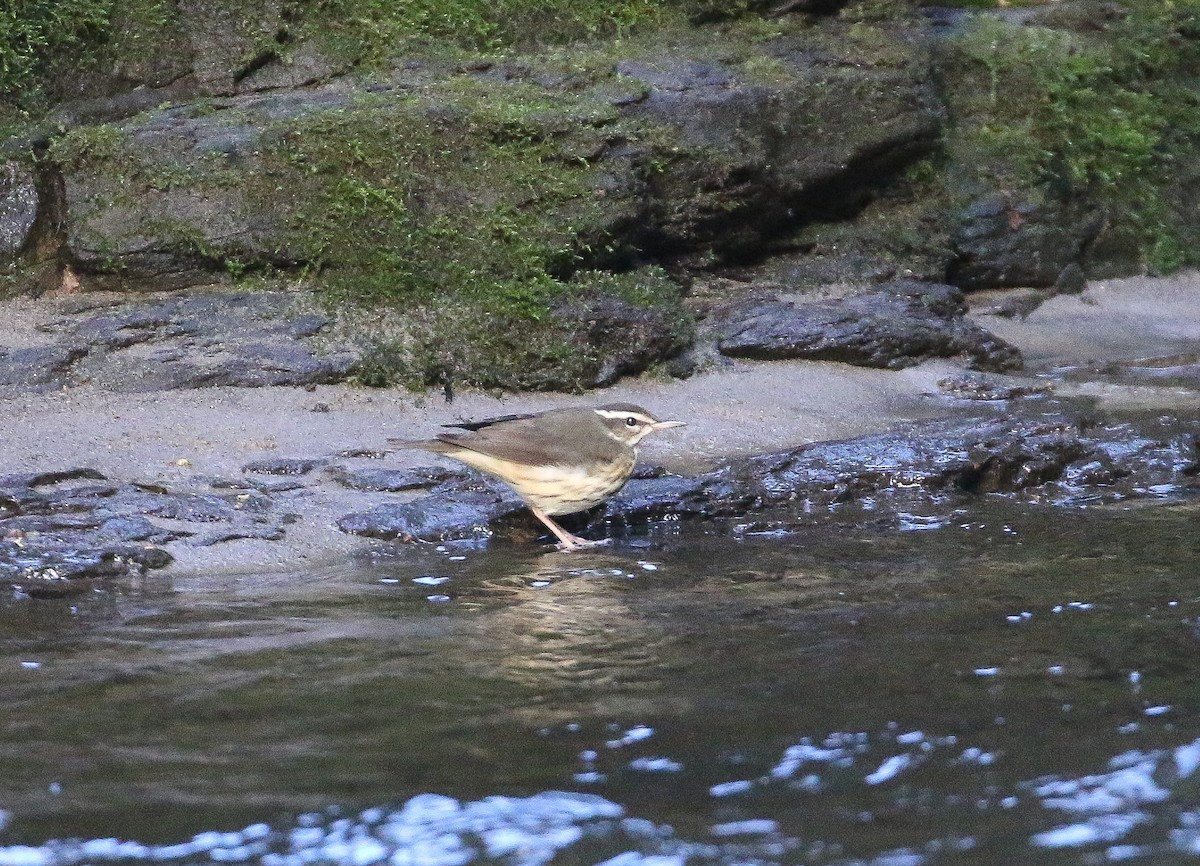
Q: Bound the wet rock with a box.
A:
[1,545,172,599]
[714,415,1199,511]
[602,475,709,524]
[336,490,528,543]
[1057,353,1200,391]
[936,375,1053,402]
[212,476,308,494]
[0,161,39,260]
[356,413,1200,546]
[0,469,178,596]
[328,465,464,493]
[242,457,330,475]
[0,461,307,595]
[191,524,287,546]
[712,281,1022,372]
[947,196,1103,291]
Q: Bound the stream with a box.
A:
[2,496,1199,865]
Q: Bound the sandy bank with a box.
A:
[1,271,1198,574]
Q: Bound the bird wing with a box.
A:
[435,414,591,467]
[443,412,539,431]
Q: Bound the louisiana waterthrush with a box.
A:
[402,403,686,550]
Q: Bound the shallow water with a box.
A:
[2,499,1199,865]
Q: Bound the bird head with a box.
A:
[593,404,686,447]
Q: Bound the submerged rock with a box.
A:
[712,280,1022,372]
[0,469,176,597]
[0,467,293,596]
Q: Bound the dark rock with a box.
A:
[47,16,941,289]
[0,469,180,595]
[948,196,1103,291]
[191,524,287,546]
[0,462,299,594]
[351,413,1200,547]
[19,291,361,393]
[0,546,164,598]
[712,280,1022,372]
[328,465,464,492]
[0,345,89,389]
[337,491,528,542]
[105,490,241,523]
[1052,263,1088,295]
[717,415,1197,508]
[97,516,177,544]
[0,161,39,259]
[242,457,330,475]
[623,29,944,260]
[0,467,108,488]
[554,293,694,386]
[987,290,1048,320]
[936,375,1053,402]
[1058,353,1200,391]
[601,475,709,523]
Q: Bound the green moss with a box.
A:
[344,266,691,391]
[249,76,689,389]
[45,123,127,170]
[0,1,111,99]
[265,85,604,301]
[940,2,1200,273]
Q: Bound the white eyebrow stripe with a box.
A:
[593,409,657,424]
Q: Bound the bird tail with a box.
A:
[387,438,457,453]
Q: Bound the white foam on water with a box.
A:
[606,726,654,749]
[709,820,779,837]
[865,754,915,786]
[0,792,625,866]
[628,758,683,773]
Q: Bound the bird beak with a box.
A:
[652,420,686,430]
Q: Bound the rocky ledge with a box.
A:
[0,281,1024,396]
[5,402,1196,597]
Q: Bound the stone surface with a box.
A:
[328,465,463,492]
[0,161,39,260]
[0,465,300,596]
[554,293,695,387]
[711,280,1023,372]
[336,411,1200,547]
[41,17,942,289]
[620,26,943,261]
[336,490,529,543]
[947,196,1103,291]
[0,291,358,394]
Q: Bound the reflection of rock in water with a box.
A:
[471,555,679,704]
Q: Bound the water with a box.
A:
[2,499,1199,865]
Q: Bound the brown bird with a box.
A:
[401,403,686,550]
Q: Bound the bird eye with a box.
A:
[625,417,638,427]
